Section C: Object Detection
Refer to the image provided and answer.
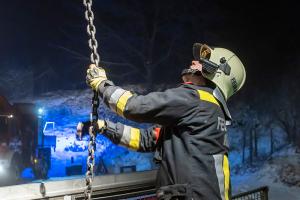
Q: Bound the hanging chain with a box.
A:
[83,0,100,199]
[84,0,100,67]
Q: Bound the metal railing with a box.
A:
[232,186,269,200]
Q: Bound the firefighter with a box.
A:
[85,43,246,200]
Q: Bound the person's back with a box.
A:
[149,83,228,199]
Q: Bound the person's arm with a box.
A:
[104,120,161,152]
[86,64,194,126]
[99,81,192,126]
[76,119,161,152]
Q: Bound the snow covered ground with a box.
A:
[231,145,300,199]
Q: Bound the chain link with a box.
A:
[83,0,100,199]
[84,0,100,67]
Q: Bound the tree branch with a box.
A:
[152,34,176,67]
[100,61,137,69]
[49,44,89,61]
[97,20,145,60]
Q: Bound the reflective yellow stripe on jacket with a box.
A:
[120,125,141,150]
[223,155,230,200]
[116,91,133,116]
[197,90,220,106]
[108,88,133,117]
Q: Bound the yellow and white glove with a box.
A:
[76,119,106,140]
[86,64,107,91]
[95,119,106,132]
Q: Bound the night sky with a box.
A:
[0,0,299,104]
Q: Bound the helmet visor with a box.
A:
[193,43,211,60]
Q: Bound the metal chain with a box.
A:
[84,0,100,67]
[83,0,100,199]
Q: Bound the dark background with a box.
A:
[0,0,299,102]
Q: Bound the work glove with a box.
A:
[76,119,106,140]
[86,64,107,91]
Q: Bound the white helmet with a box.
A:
[193,43,246,100]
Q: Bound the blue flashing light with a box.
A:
[0,164,4,174]
[38,108,44,115]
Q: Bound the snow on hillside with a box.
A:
[31,88,155,178]
[227,119,300,199]
[231,145,300,200]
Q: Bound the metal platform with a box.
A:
[0,170,269,200]
[0,170,157,200]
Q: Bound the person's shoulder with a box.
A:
[182,83,214,93]
[163,84,193,93]
[152,84,211,96]
[162,84,200,99]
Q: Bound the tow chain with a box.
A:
[83,0,100,199]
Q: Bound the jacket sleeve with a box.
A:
[103,120,161,152]
[99,81,193,126]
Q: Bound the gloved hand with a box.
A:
[76,119,106,140]
[86,64,107,91]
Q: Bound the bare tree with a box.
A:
[249,128,253,165]
[270,127,274,156]
[234,105,262,165]
[274,70,300,147]
[55,0,229,91]
[253,118,259,158]
[275,107,298,145]
[91,1,180,90]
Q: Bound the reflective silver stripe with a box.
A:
[213,154,225,200]
[213,87,232,122]
[224,133,229,148]
[120,125,131,146]
[108,88,126,113]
